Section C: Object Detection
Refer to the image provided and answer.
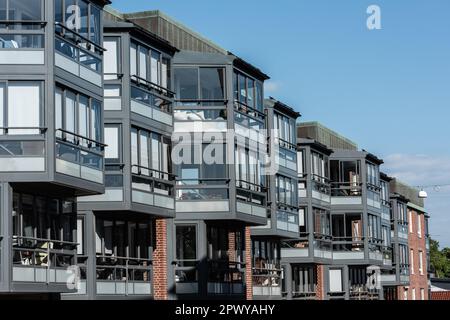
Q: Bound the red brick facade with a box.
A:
[431,291,450,300]
[316,264,325,300]
[245,227,253,300]
[153,219,168,300]
[406,207,428,300]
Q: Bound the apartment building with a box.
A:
[0,0,110,297]
[389,179,430,300]
[280,122,430,300]
[251,98,300,299]
[0,2,431,301]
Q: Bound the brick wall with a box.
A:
[316,264,325,300]
[245,227,253,300]
[431,291,450,300]
[408,208,429,300]
[153,219,168,300]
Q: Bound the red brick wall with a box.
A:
[245,227,253,300]
[431,291,450,300]
[408,208,429,300]
[316,265,325,300]
[153,219,168,300]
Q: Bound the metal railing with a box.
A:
[234,100,265,120]
[131,74,175,98]
[0,127,47,135]
[331,181,363,197]
[207,260,246,295]
[12,236,77,284]
[252,265,282,296]
[56,128,107,149]
[55,22,105,53]
[176,178,230,201]
[332,236,365,252]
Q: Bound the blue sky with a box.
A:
[111,0,450,247]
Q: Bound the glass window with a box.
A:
[104,125,119,160]
[0,34,44,48]
[0,0,6,21]
[104,37,119,77]
[139,46,148,80]
[89,4,101,44]
[174,68,198,100]
[255,81,263,111]
[77,218,84,255]
[91,99,101,142]
[162,58,170,89]
[78,0,88,38]
[78,95,89,141]
[54,0,62,24]
[65,90,76,137]
[200,68,225,100]
[9,0,42,21]
[7,81,40,134]
[130,42,137,76]
[150,50,160,85]
[176,225,197,261]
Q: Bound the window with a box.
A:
[235,145,265,191]
[176,225,197,262]
[314,208,331,237]
[420,288,425,300]
[276,175,296,207]
[299,208,307,235]
[417,213,422,238]
[77,218,84,255]
[412,288,416,300]
[329,269,343,293]
[104,125,120,162]
[297,150,305,176]
[130,40,170,89]
[366,162,379,186]
[233,70,263,111]
[403,288,408,300]
[54,0,102,46]
[397,202,408,225]
[311,151,328,181]
[55,85,102,144]
[174,67,225,102]
[419,250,424,275]
[409,210,413,233]
[368,214,381,241]
[0,81,42,135]
[410,249,414,274]
[104,37,120,79]
[131,127,171,178]
[274,112,296,146]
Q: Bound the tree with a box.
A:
[430,239,450,278]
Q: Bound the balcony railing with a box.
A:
[131,74,175,98]
[252,265,282,297]
[55,129,105,184]
[96,255,152,296]
[331,182,363,197]
[12,236,77,285]
[349,285,379,300]
[176,179,230,213]
[208,260,245,295]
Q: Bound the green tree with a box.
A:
[430,239,450,278]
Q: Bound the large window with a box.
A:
[176,143,227,183]
[366,162,380,186]
[130,40,171,90]
[104,36,120,79]
[54,0,102,46]
[174,67,225,102]
[0,0,44,49]
[330,160,361,196]
[313,208,331,237]
[55,85,102,144]
[104,124,121,163]
[311,151,328,181]
[233,70,263,111]
[0,81,42,135]
[95,217,152,260]
[274,112,296,146]
[131,127,171,178]
[276,175,296,207]
[235,145,264,191]
[397,202,408,225]
[176,225,197,262]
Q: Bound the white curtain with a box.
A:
[8,82,40,134]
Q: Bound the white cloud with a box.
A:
[264,81,281,94]
[383,153,450,186]
[383,153,450,247]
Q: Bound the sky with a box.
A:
[110,0,450,247]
